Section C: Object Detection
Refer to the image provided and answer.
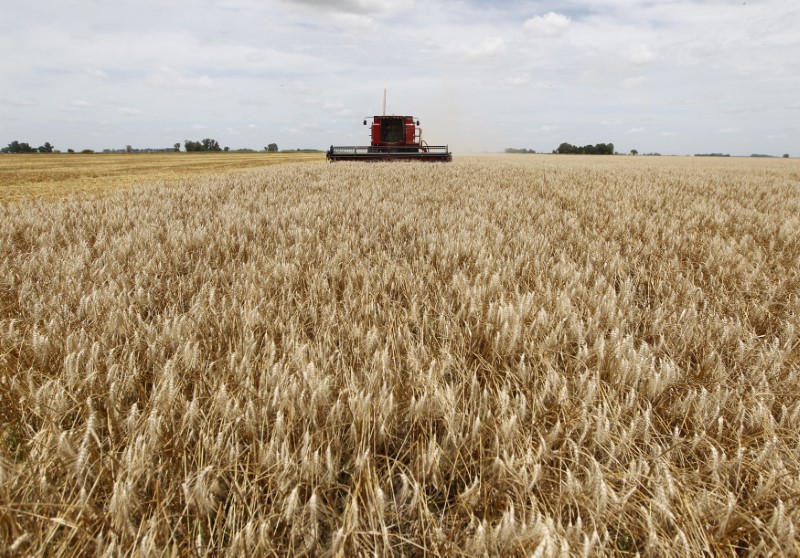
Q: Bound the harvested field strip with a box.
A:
[0,152,325,202]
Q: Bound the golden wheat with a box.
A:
[1,155,799,555]
[0,152,325,202]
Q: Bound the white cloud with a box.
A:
[329,12,375,29]
[445,37,506,58]
[1,98,38,107]
[621,76,645,88]
[627,127,645,134]
[524,12,570,37]
[285,81,320,96]
[323,101,354,117]
[245,51,265,62]
[287,0,399,15]
[301,99,355,118]
[84,67,109,79]
[238,98,271,107]
[117,107,142,115]
[69,100,94,111]
[629,44,655,65]
[505,73,532,87]
[722,103,771,115]
[144,66,214,90]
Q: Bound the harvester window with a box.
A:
[380,118,405,143]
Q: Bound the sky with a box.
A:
[1,0,798,156]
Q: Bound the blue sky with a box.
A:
[1,0,798,155]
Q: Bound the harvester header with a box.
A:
[327,114,452,162]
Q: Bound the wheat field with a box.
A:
[1,155,799,556]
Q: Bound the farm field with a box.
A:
[1,155,799,555]
[0,151,325,202]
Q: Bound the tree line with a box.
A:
[2,139,281,154]
[183,139,279,152]
[554,142,615,155]
[503,142,616,155]
[2,141,54,154]
[184,138,221,152]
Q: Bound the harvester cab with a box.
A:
[327,115,452,162]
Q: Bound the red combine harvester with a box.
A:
[327,115,452,162]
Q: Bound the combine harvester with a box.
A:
[327,92,452,162]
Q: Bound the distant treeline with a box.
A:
[3,137,328,155]
[185,139,222,152]
[2,141,55,153]
[104,148,177,154]
[694,153,730,157]
[554,142,614,155]
[504,148,537,154]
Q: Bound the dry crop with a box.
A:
[0,152,324,202]
[1,155,799,556]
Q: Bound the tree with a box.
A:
[630,149,638,156]
[126,145,133,153]
[267,143,278,152]
[67,148,75,153]
[224,146,230,152]
[201,138,221,151]
[556,142,614,155]
[174,143,181,152]
[784,154,790,158]
[6,141,36,154]
[184,138,221,152]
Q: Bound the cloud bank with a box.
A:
[0,0,797,155]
